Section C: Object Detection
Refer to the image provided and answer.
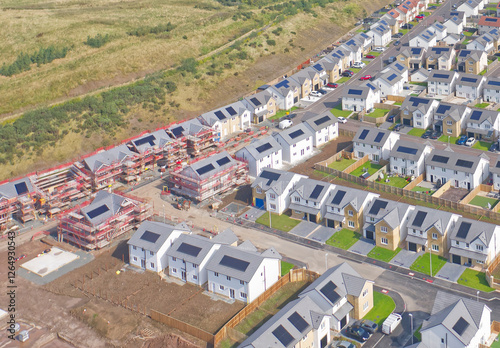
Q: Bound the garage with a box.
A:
[452,254,461,265]
[309,213,316,223]
[255,198,265,210]
[408,242,417,252]
[366,230,374,240]
[327,219,335,228]
[403,118,411,126]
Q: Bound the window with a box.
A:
[348,221,355,228]
[442,168,446,172]
[150,262,155,268]
[476,245,484,251]
[270,193,276,200]
[133,246,137,250]
[270,204,276,210]
[381,226,388,233]
[466,243,469,248]
[256,187,262,194]
[150,251,154,256]
[172,268,177,273]
[362,289,368,297]
[432,244,439,252]
[303,336,307,341]
[219,285,225,290]
[477,260,484,264]
[431,166,435,170]
[172,257,176,261]
[381,237,388,245]
[214,272,219,277]
[240,292,247,299]
[393,166,398,170]
[227,276,231,281]
[441,338,445,343]
[133,256,137,261]
[455,240,459,246]
[294,196,300,202]
[348,210,353,216]
[446,120,452,126]
[193,264,198,269]
[363,301,369,311]
[240,280,244,285]
[193,275,198,280]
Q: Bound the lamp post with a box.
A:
[477,290,480,302]
[325,253,328,272]
[409,313,414,345]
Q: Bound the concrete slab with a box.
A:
[289,221,319,238]
[349,238,375,256]
[308,226,337,244]
[239,207,265,222]
[21,247,79,277]
[390,249,422,268]
[436,262,466,283]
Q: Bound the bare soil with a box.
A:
[439,187,469,202]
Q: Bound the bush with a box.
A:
[266,39,276,46]
[0,45,70,76]
[84,34,111,48]
[128,22,176,36]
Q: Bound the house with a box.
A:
[411,68,431,82]
[425,148,490,189]
[442,33,462,46]
[409,30,437,49]
[309,59,331,87]
[416,291,492,348]
[311,57,342,84]
[381,61,409,83]
[478,16,500,34]
[128,221,191,273]
[389,139,432,176]
[455,74,486,100]
[363,198,414,250]
[198,101,251,138]
[433,102,470,137]
[353,126,400,162]
[0,177,36,228]
[242,90,277,124]
[166,118,214,159]
[405,207,459,255]
[289,178,334,223]
[290,67,319,98]
[464,108,500,140]
[206,241,281,303]
[267,78,300,111]
[457,0,481,16]
[400,96,439,129]
[396,47,426,69]
[483,77,500,103]
[456,49,488,75]
[273,123,314,164]
[449,218,500,266]
[328,47,353,70]
[369,25,392,47]
[425,46,455,71]
[235,136,283,178]
[428,22,448,41]
[385,8,405,26]
[302,111,339,147]
[166,229,238,285]
[427,70,459,96]
[251,168,305,213]
[342,86,380,112]
[340,38,364,62]
[374,70,405,97]
[443,12,465,34]
[466,33,495,54]
[486,28,500,49]
[353,32,373,54]
[378,16,400,35]
[324,187,379,230]
[298,263,374,331]
[489,156,500,190]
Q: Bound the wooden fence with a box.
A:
[432,180,451,199]
[339,128,356,138]
[387,95,406,103]
[460,184,493,205]
[479,321,500,348]
[345,155,369,174]
[320,145,354,167]
[404,173,425,191]
[486,254,500,289]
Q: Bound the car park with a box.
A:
[421,129,432,139]
[337,116,347,123]
[345,325,370,342]
[310,91,322,98]
[365,54,376,59]
[360,75,372,81]
[465,137,476,147]
[456,135,468,145]
[342,70,354,77]
[326,82,339,88]
[489,142,499,152]
[359,319,378,334]
[430,130,441,140]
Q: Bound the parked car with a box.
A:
[279,119,293,129]
[352,61,366,68]
[387,114,395,122]
[360,75,372,81]
[285,113,297,120]
[345,325,370,342]
[310,91,322,97]
[342,70,354,77]
[373,47,385,52]
[394,123,404,131]
[337,116,347,124]
[489,142,499,152]
[430,130,441,140]
[327,82,339,88]
[394,40,401,46]
[392,33,403,38]
[359,319,378,334]
[402,23,414,29]
[416,14,425,19]
[337,341,355,348]
[382,313,402,334]
[429,5,437,9]
[456,135,468,145]
[465,137,476,147]
[388,56,396,63]
[318,89,328,95]
[365,54,376,59]
[421,129,432,139]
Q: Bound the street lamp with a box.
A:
[409,313,414,345]
[325,253,328,272]
[477,290,480,302]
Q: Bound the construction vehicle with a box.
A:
[161,185,170,195]
[176,198,191,210]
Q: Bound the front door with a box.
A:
[327,219,335,228]
[309,213,316,222]
[366,230,374,240]
[181,271,186,281]
[430,175,434,182]
[340,316,348,329]
[408,242,417,252]
[467,182,471,190]
[141,259,146,268]
[229,289,235,299]
[452,254,461,265]
[402,168,406,175]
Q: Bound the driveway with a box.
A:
[239,207,265,222]
[390,249,422,269]
[307,225,337,244]
[289,221,320,238]
[436,262,466,283]
[349,238,375,256]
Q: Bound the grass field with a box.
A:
[474,103,490,108]
[367,51,382,57]
[380,176,409,188]
[407,128,426,137]
[336,76,351,83]
[350,162,382,177]
[410,253,447,277]
[330,104,353,118]
[469,195,499,209]
[363,292,395,327]
[328,158,357,171]
[281,261,295,276]
[270,106,298,120]
[367,247,401,262]
[438,135,459,144]
[256,212,301,232]
[325,228,361,250]
[457,269,495,293]
[411,186,435,195]
[472,140,492,151]
[365,108,388,118]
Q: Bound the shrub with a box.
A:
[84,34,110,48]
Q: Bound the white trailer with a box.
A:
[382,313,402,335]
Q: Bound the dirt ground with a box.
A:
[439,187,469,202]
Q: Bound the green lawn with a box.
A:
[407,128,427,137]
[350,162,383,178]
[412,186,435,195]
[350,67,362,73]
[393,102,402,106]
[410,93,420,97]
[367,247,401,262]
[472,140,492,151]
[485,6,497,11]
[330,104,352,118]
[400,28,409,35]
[325,228,361,250]
[469,195,499,209]
[438,135,460,144]
[462,38,470,45]
[281,261,295,276]
[328,158,357,171]
[336,76,351,84]
[363,292,396,327]
[474,102,490,108]
[457,269,495,293]
[368,51,382,57]
[492,334,500,348]
[365,108,389,118]
[410,253,448,277]
[463,30,474,36]
[256,212,301,232]
[479,69,487,76]
[414,324,422,341]
[269,106,298,120]
[422,11,430,16]
[380,176,410,188]
[409,81,427,87]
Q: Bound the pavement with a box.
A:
[238,207,266,222]
[436,262,467,283]
[348,238,375,256]
[390,249,423,268]
[289,221,319,238]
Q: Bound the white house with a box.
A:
[166,230,238,285]
[235,136,283,178]
[272,123,314,164]
[128,221,191,273]
[427,22,448,41]
[369,25,392,47]
[198,100,251,138]
[490,156,500,190]
[457,0,481,16]
[353,32,373,53]
[342,86,380,112]
[242,90,277,124]
[302,111,339,147]
[375,70,404,97]
[266,78,300,110]
[465,108,500,140]
[206,241,281,303]
[400,96,439,129]
[425,148,490,190]
[442,33,462,46]
[340,38,364,62]
[382,61,409,84]
[427,70,459,97]
[410,68,431,82]
[389,139,432,176]
[466,33,495,53]
[409,29,437,49]
[483,77,500,103]
[353,126,400,162]
[443,11,466,34]
[455,74,486,100]
[288,178,335,223]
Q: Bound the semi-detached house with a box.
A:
[433,102,470,137]
[198,100,251,138]
[483,77,500,103]
[289,178,334,223]
[267,78,300,111]
[464,108,500,140]
[342,86,379,113]
[425,46,455,71]
[235,136,283,178]
[427,70,459,97]
[389,139,432,176]
[242,90,277,124]
[400,96,439,129]
[353,126,400,162]
[273,123,314,164]
[457,49,488,75]
[302,111,339,147]
[455,74,485,100]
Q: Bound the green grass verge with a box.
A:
[281,261,295,276]
[409,81,427,87]
[393,102,402,106]
[457,269,495,293]
[350,162,383,177]
[363,292,396,327]
[438,135,459,144]
[328,158,357,171]
[256,212,301,232]
[400,28,409,35]
[407,128,426,137]
[472,140,492,151]
[367,247,401,262]
[411,186,435,195]
[491,334,500,348]
[469,195,499,209]
[463,30,474,36]
[365,108,389,118]
[336,76,351,83]
[350,67,362,73]
[368,51,382,57]
[414,324,422,341]
[474,103,490,108]
[325,228,361,250]
[410,253,447,277]
[269,106,298,120]
[330,104,352,118]
[379,176,410,188]
[462,39,470,45]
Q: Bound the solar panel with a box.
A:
[452,317,470,336]
[313,63,323,71]
[397,146,418,155]
[196,163,215,175]
[436,105,451,114]
[461,76,478,83]
[433,73,450,79]
[496,161,500,168]
[411,48,422,54]
[485,17,497,22]
[374,132,385,143]
[250,97,261,106]
[177,242,202,257]
[348,89,363,95]
[140,230,161,243]
[394,63,404,70]
[289,129,305,139]
[314,115,331,126]
[288,312,309,333]
[331,190,347,205]
[310,185,325,200]
[366,83,377,90]
[272,325,294,347]
[459,50,471,57]
[431,47,448,54]
[387,73,398,81]
[320,281,341,304]
[226,106,237,116]
[412,211,427,228]
[219,255,250,272]
[14,182,28,195]
[470,110,482,120]
[488,80,500,87]
[359,129,369,140]
[134,135,156,147]
[456,222,472,239]
[432,155,449,164]
[214,110,226,120]
[483,36,492,42]
[369,200,388,215]
[260,170,281,186]
[409,97,430,106]
[87,204,110,219]
[275,80,290,89]
[216,156,231,166]
[171,126,184,138]
[256,142,273,153]
[456,159,474,168]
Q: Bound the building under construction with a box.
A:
[0,178,37,231]
[170,151,248,202]
[167,119,217,158]
[58,190,153,250]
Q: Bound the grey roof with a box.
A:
[406,206,455,235]
[384,61,408,75]
[485,77,500,90]
[448,11,466,22]
[428,70,457,84]
[470,33,495,49]
[129,129,172,154]
[457,49,486,62]
[443,33,462,43]
[465,107,499,125]
[431,22,447,32]
[290,67,318,86]
[373,24,391,35]
[457,73,484,87]
[83,144,135,173]
[127,221,190,252]
[168,118,209,139]
[180,151,237,180]
[427,46,453,60]
[244,90,274,109]
[343,86,371,99]
[199,100,249,127]
[206,242,281,282]
[426,148,486,174]
[389,139,429,162]
[365,198,412,229]
[411,68,431,79]
[0,177,34,200]
[80,190,130,226]
[273,123,313,146]
[312,57,340,73]
[398,47,426,59]
[435,102,470,122]
[449,217,498,245]
[325,186,374,212]
[401,96,436,115]
[353,126,392,147]
[302,111,338,132]
[490,156,500,175]
[167,233,227,265]
[251,168,303,195]
[211,228,239,245]
[238,136,282,161]
[416,29,437,43]
[271,77,300,97]
[291,178,332,203]
[377,70,404,86]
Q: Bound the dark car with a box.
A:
[490,142,499,152]
[456,135,468,145]
[345,325,370,342]
[394,123,404,131]
[421,129,432,139]
[318,89,328,95]
[359,319,378,334]
[429,5,437,9]
[393,33,403,38]
[327,82,339,88]
[342,70,354,77]
[387,114,395,122]
[285,113,298,120]
[430,130,442,139]
[402,23,414,29]
[394,40,401,46]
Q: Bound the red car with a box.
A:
[360,75,372,81]
[326,82,339,88]
[416,14,424,19]
[365,54,376,59]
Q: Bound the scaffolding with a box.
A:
[0,197,18,231]
[16,196,36,223]
[185,128,217,157]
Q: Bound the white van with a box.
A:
[382,313,402,334]
[279,119,293,130]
